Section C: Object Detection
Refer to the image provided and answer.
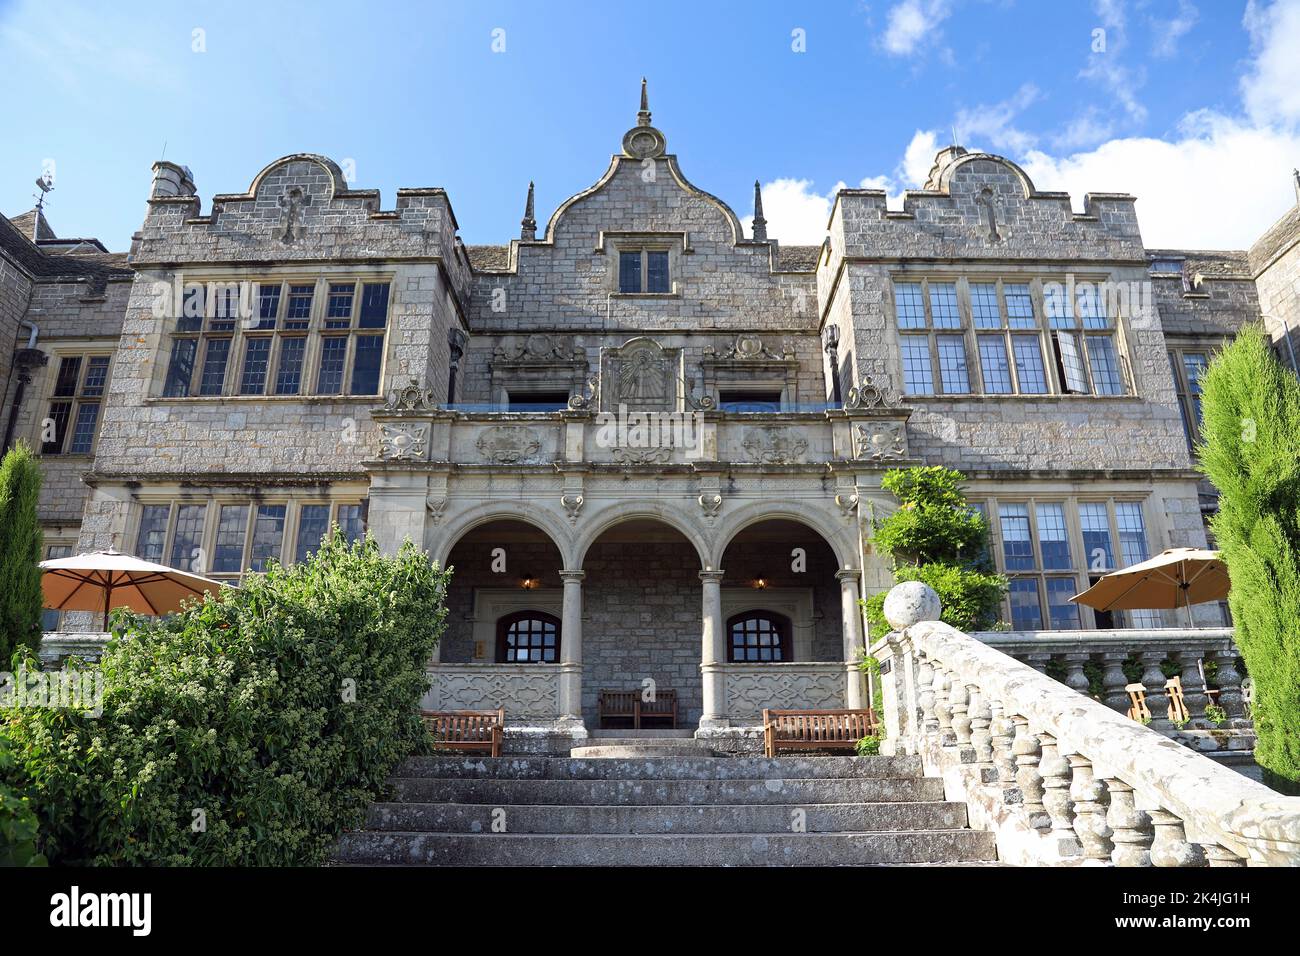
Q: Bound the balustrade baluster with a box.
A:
[1067,754,1112,862]
[1100,651,1131,714]
[949,674,971,748]
[1038,733,1082,857]
[1063,652,1091,696]
[916,654,938,737]
[1175,648,1210,722]
[1025,652,1051,675]
[1212,650,1247,725]
[988,699,1018,787]
[1012,716,1050,831]
[1202,844,1246,867]
[933,667,954,745]
[1105,779,1153,867]
[1138,650,1174,732]
[1149,809,1207,867]
[966,683,993,773]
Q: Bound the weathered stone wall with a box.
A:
[10,278,132,523]
[821,153,1195,474]
[0,249,34,417]
[94,155,469,487]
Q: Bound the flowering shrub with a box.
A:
[0,531,447,866]
[0,734,44,866]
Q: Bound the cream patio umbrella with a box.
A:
[1070,547,1230,626]
[40,549,228,631]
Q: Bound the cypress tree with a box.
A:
[0,442,44,666]
[1198,327,1300,784]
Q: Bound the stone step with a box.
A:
[333,829,998,866]
[589,729,696,739]
[396,754,924,780]
[389,775,946,806]
[569,744,715,758]
[364,800,971,834]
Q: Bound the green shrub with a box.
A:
[865,466,1007,637]
[0,531,447,865]
[1198,327,1300,784]
[855,735,881,756]
[0,443,44,668]
[1204,704,1228,726]
[0,734,45,866]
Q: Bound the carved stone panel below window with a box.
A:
[721,663,847,722]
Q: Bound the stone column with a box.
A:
[699,570,728,730]
[558,570,585,724]
[837,569,867,709]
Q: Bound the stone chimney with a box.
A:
[923,145,969,191]
[150,161,196,199]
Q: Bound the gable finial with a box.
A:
[638,77,652,127]
[752,180,768,242]
[520,180,537,241]
[1293,168,1300,205]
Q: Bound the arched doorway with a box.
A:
[441,519,566,664]
[717,518,843,665]
[579,516,706,730]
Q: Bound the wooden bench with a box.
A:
[598,689,678,730]
[420,708,504,757]
[763,708,878,757]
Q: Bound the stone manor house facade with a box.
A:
[4,87,1299,751]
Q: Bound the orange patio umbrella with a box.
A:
[40,549,228,630]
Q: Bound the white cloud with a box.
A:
[901,129,940,186]
[1052,107,1116,151]
[1081,0,1148,123]
[1241,0,1300,126]
[1021,113,1300,248]
[954,83,1041,153]
[1151,0,1199,58]
[744,132,939,243]
[881,0,953,56]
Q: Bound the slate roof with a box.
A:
[775,245,822,271]
[465,245,512,272]
[1248,204,1300,276]
[1147,248,1253,280]
[0,212,132,291]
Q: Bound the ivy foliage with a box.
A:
[1198,327,1300,783]
[865,466,1007,636]
[1,531,448,865]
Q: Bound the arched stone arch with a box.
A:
[433,502,575,568]
[709,499,857,571]
[573,502,709,569]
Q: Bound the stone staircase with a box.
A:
[331,751,999,866]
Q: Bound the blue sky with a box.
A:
[2,0,1298,251]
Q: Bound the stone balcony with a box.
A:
[366,379,914,472]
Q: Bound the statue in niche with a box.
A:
[278,187,309,244]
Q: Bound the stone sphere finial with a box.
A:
[883,581,942,631]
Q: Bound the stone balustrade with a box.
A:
[370,403,912,468]
[873,583,1300,866]
[976,627,1250,738]
[38,631,110,666]
[717,662,848,722]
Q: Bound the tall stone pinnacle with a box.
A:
[752,180,768,241]
[521,181,536,241]
[638,77,652,127]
